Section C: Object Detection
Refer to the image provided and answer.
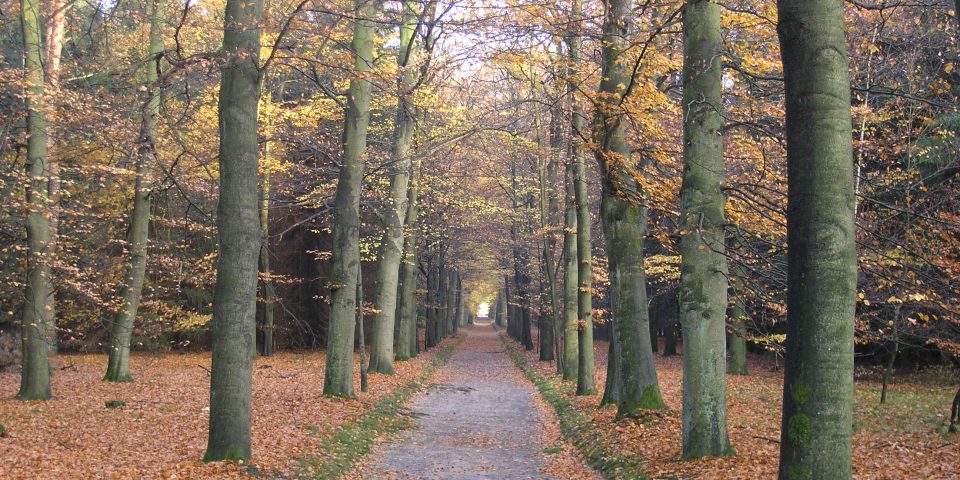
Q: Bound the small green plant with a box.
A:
[104,399,126,409]
[0,422,6,437]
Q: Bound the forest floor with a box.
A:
[0,334,460,479]
[2,327,957,479]
[356,325,599,480]
[508,334,960,479]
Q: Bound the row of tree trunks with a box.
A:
[419,240,464,350]
[394,155,421,361]
[368,0,421,375]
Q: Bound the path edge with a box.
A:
[295,333,465,479]
[499,332,649,480]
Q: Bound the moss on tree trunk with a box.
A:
[678,0,732,459]
[594,0,664,415]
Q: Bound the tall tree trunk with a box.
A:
[43,0,70,85]
[649,320,659,354]
[444,268,456,336]
[369,0,420,375]
[678,0,731,458]
[17,0,52,400]
[505,276,516,339]
[105,0,164,382]
[568,0,595,396]
[594,0,665,415]
[776,1,856,477]
[425,258,439,348]
[395,159,420,360]
[562,162,579,381]
[323,0,375,398]
[41,0,71,354]
[949,383,960,433]
[454,274,463,332]
[204,0,263,462]
[537,160,557,361]
[258,136,275,357]
[510,162,534,350]
[357,259,368,392]
[437,259,448,341]
[538,101,562,362]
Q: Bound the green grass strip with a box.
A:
[500,333,648,480]
[295,337,461,479]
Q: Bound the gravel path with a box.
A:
[364,325,553,479]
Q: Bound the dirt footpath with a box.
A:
[362,326,592,479]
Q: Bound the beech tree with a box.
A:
[776,0,857,478]
[17,0,52,400]
[105,0,164,382]
[369,0,421,374]
[204,0,264,461]
[566,0,596,396]
[678,0,731,458]
[323,0,376,398]
[395,157,421,360]
[594,0,664,415]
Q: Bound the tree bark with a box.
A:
[538,157,557,362]
[357,259,368,392]
[594,0,665,415]
[425,258,439,348]
[105,0,164,381]
[678,0,731,458]
[258,136,276,357]
[42,0,72,355]
[562,160,580,381]
[17,0,52,401]
[538,98,562,362]
[949,383,960,433]
[437,257,448,340]
[395,158,420,360]
[727,268,749,375]
[323,0,376,398]
[776,1,857,477]
[204,0,263,461]
[567,0,595,396]
[600,321,622,407]
[369,0,420,374]
[664,321,678,356]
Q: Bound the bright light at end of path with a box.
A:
[477,302,490,318]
